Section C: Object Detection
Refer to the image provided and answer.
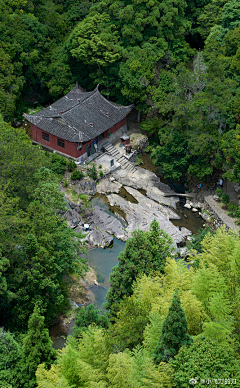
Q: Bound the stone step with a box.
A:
[119,161,128,167]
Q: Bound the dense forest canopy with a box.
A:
[1,0,240,182]
[1,0,240,386]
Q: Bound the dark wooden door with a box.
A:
[87,145,90,157]
[91,143,95,154]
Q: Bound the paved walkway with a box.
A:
[204,195,238,230]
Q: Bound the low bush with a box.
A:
[50,153,67,175]
[228,202,237,217]
[222,193,230,205]
[71,170,84,180]
[67,159,76,172]
[99,170,104,177]
[91,164,97,180]
[216,188,223,197]
[51,162,66,175]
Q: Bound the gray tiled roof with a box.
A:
[24,85,133,142]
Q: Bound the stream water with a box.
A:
[51,153,203,348]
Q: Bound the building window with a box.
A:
[42,132,49,141]
[57,138,65,148]
[98,133,104,141]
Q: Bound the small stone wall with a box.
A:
[130,134,149,153]
[203,196,237,230]
[126,150,138,162]
[203,199,225,229]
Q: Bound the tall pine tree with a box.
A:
[154,289,192,363]
[21,306,56,388]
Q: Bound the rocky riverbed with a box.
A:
[63,166,193,249]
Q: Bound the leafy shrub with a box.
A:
[73,304,109,338]
[216,188,223,197]
[51,162,66,175]
[91,164,97,180]
[51,153,67,165]
[63,179,68,187]
[228,202,237,217]
[67,159,76,172]
[99,170,104,177]
[186,227,214,254]
[50,153,67,175]
[98,164,102,168]
[71,170,84,180]
[222,193,230,205]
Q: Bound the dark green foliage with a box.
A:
[186,227,214,254]
[67,159,77,172]
[50,154,67,175]
[222,193,230,205]
[21,306,56,388]
[216,188,223,198]
[99,170,104,178]
[170,337,240,387]
[0,329,22,388]
[73,304,109,338]
[71,170,84,180]
[91,164,97,180]
[153,289,192,363]
[105,219,173,313]
[0,119,87,331]
[228,202,237,217]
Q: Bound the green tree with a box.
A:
[154,289,192,363]
[0,329,22,388]
[170,336,240,387]
[21,306,56,388]
[73,304,109,338]
[105,220,173,313]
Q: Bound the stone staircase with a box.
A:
[104,143,136,173]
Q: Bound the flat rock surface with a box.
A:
[112,167,179,208]
[96,178,122,194]
[85,205,128,243]
[146,186,179,209]
[124,186,180,220]
[107,189,189,248]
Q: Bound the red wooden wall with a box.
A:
[32,116,127,159]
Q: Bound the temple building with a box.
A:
[24,84,133,160]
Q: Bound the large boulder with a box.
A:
[63,209,82,229]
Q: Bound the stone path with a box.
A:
[103,143,137,173]
[204,195,238,230]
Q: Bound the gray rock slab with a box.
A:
[124,186,180,220]
[87,230,104,246]
[112,167,179,207]
[180,227,192,237]
[63,209,82,229]
[76,179,96,195]
[146,186,179,209]
[107,191,185,248]
[85,206,128,242]
[96,178,122,194]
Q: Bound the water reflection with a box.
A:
[83,238,126,306]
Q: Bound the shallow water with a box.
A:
[83,237,126,301]
[91,193,127,226]
[171,201,203,235]
[52,154,203,348]
[139,154,203,232]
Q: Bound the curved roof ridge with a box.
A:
[95,89,134,111]
[60,87,97,115]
